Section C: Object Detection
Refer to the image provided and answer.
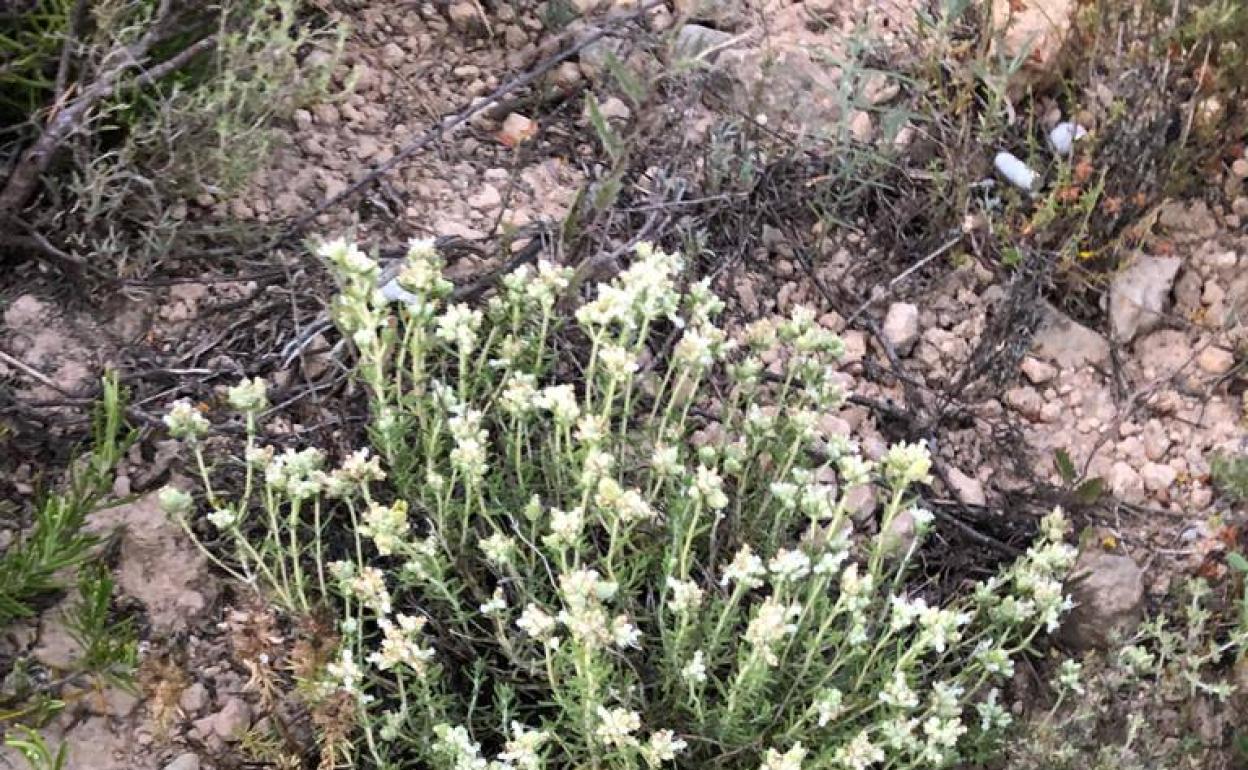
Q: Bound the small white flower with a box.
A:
[157,485,194,517]
[651,443,683,476]
[516,604,559,645]
[599,344,639,381]
[745,597,801,666]
[368,614,435,675]
[480,587,508,615]
[644,730,688,765]
[835,730,884,770]
[768,548,811,583]
[721,544,766,589]
[207,507,239,529]
[665,578,705,614]
[436,303,484,352]
[813,688,844,727]
[545,507,584,548]
[498,722,550,770]
[759,742,806,770]
[163,399,209,440]
[611,615,642,649]
[1055,659,1085,694]
[480,532,517,565]
[689,465,729,510]
[227,377,269,414]
[881,440,933,488]
[501,372,539,416]
[327,647,364,694]
[681,650,707,685]
[595,706,641,748]
[350,567,392,615]
[879,668,919,710]
[535,384,580,425]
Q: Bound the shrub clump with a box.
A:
[167,238,1077,769]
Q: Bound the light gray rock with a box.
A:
[673,24,735,61]
[1109,254,1182,343]
[882,302,920,355]
[1032,303,1110,369]
[164,753,201,770]
[1061,544,1145,651]
[946,467,987,506]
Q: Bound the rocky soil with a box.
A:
[1,1,1245,768]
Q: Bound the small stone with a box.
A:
[882,302,920,354]
[1108,254,1182,343]
[845,484,878,523]
[1020,356,1057,385]
[1106,461,1143,501]
[206,697,251,742]
[848,110,874,142]
[673,24,734,62]
[179,682,209,715]
[112,475,132,498]
[1060,544,1145,651]
[468,184,502,211]
[880,508,919,557]
[597,96,631,121]
[1140,462,1177,494]
[1032,304,1110,368]
[447,1,481,32]
[551,61,583,89]
[1004,386,1044,421]
[1232,158,1248,179]
[946,467,987,506]
[498,113,536,147]
[1196,346,1234,375]
[164,753,201,770]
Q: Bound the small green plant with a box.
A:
[3,725,68,770]
[170,237,1079,770]
[1003,578,1248,770]
[2,0,342,278]
[1210,452,1248,503]
[0,373,130,624]
[62,563,138,689]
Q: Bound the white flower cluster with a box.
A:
[502,260,572,310]
[163,399,209,440]
[368,613,435,676]
[745,596,802,666]
[359,500,409,556]
[555,569,639,651]
[448,406,490,482]
[575,242,684,331]
[264,447,327,500]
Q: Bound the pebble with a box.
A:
[1197,346,1235,375]
[164,753,201,770]
[882,302,920,354]
[498,113,537,147]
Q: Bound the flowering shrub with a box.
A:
[166,238,1077,770]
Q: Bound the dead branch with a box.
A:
[0,3,208,219]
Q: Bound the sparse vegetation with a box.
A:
[0,0,341,279]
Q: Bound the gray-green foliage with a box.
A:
[172,237,1081,770]
[3,0,341,277]
[0,374,129,624]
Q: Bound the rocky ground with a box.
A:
[0,1,1245,768]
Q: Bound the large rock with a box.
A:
[1108,254,1182,343]
[991,0,1076,93]
[1031,303,1110,369]
[1060,544,1145,651]
[84,494,217,633]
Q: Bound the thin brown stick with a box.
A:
[0,349,73,397]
